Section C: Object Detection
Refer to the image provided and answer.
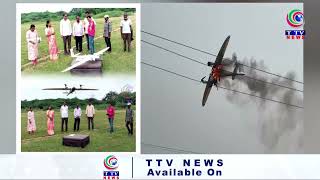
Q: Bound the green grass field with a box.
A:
[21,109,136,152]
[21,14,136,75]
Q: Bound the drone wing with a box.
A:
[61,58,91,72]
[202,76,214,106]
[42,88,71,90]
[94,47,109,56]
[213,36,230,66]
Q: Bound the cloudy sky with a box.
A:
[141,3,303,154]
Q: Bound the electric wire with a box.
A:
[142,30,304,84]
[142,39,303,93]
[141,142,202,154]
[141,61,303,109]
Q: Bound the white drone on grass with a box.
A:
[61,47,109,72]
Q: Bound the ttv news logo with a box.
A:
[103,155,119,180]
[286,9,304,27]
[285,9,305,40]
[104,155,119,170]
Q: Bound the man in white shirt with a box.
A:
[60,102,69,132]
[60,13,72,55]
[73,105,81,131]
[120,13,133,52]
[85,101,95,130]
[83,11,96,51]
[73,16,84,52]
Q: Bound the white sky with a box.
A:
[17,3,138,14]
[19,6,72,14]
[21,75,136,100]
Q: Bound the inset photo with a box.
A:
[16,3,140,153]
[141,3,303,154]
[20,76,137,152]
[17,3,139,76]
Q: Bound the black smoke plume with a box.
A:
[221,55,303,152]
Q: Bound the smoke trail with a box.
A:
[221,56,303,152]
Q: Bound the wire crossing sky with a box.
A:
[142,30,304,84]
[141,142,202,154]
[141,39,303,93]
[141,61,303,109]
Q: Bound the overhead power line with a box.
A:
[142,142,201,154]
[142,40,206,66]
[142,30,304,84]
[142,61,200,82]
[141,61,303,109]
[142,40,303,93]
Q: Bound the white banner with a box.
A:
[0,154,319,179]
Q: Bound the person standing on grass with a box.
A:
[120,13,133,52]
[125,102,134,135]
[87,16,96,54]
[27,107,36,134]
[60,13,72,55]
[45,20,58,60]
[73,16,84,52]
[83,11,96,51]
[86,101,95,130]
[26,24,40,66]
[46,106,55,136]
[60,102,69,132]
[103,14,112,52]
[73,105,81,131]
[106,103,115,133]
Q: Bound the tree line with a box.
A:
[21,91,136,110]
[22,8,136,24]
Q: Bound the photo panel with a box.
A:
[16,3,140,153]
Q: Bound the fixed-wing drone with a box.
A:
[61,47,109,73]
[42,84,98,96]
[201,36,245,106]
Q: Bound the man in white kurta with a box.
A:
[86,102,95,130]
[73,16,84,52]
[60,102,69,132]
[60,13,72,55]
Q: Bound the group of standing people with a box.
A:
[26,11,133,65]
[26,102,135,136]
[55,101,96,134]
[106,102,134,135]
[60,12,97,55]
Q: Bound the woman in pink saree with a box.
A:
[45,20,58,60]
[46,106,55,136]
[26,24,39,65]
